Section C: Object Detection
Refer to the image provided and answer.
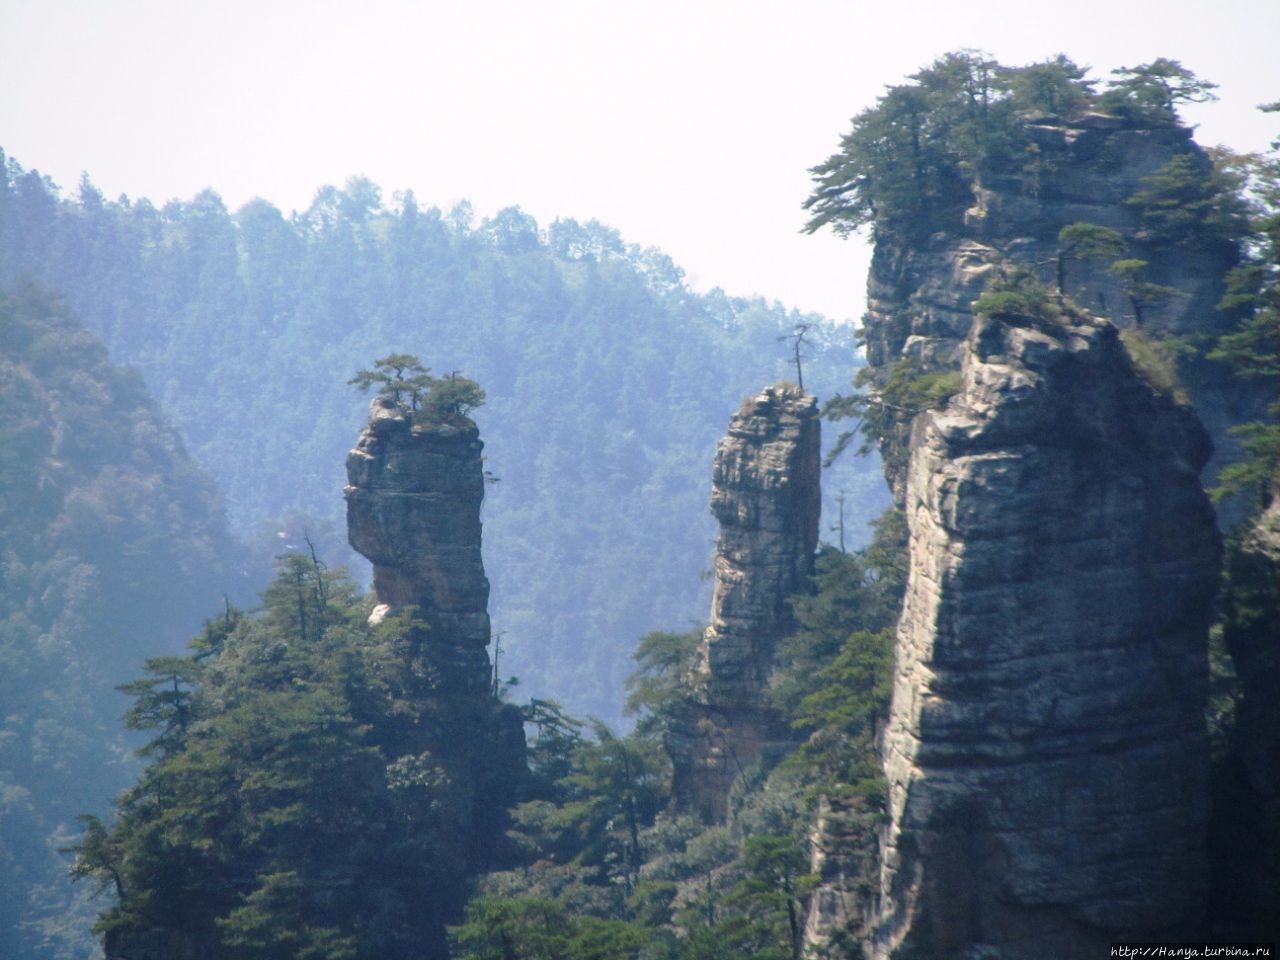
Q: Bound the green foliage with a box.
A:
[349,354,487,424]
[1212,270,1280,380]
[420,371,487,423]
[1108,258,1182,327]
[1055,222,1126,294]
[804,53,1211,240]
[347,352,435,409]
[554,723,670,889]
[70,554,513,959]
[1119,329,1190,401]
[1100,58,1218,123]
[1003,54,1095,117]
[1125,153,1251,249]
[451,896,651,960]
[522,698,587,798]
[1207,115,1280,507]
[0,285,246,959]
[1212,423,1280,506]
[624,629,702,737]
[972,267,1059,322]
[804,51,1011,238]
[772,510,906,795]
[823,357,961,473]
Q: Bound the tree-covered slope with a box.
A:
[0,162,885,719]
[0,286,248,959]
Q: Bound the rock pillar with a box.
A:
[670,383,821,821]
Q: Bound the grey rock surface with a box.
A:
[874,309,1220,959]
[346,396,492,691]
[862,119,1254,511]
[670,384,821,821]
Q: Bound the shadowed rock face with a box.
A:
[874,311,1220,959]
[670,384,820,821]
[1211,491,1280,936]
[346,396,492,692]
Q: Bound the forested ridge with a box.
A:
[0,160,885,722]
[0,287,249,958]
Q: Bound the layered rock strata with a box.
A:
[670,384,821,821]
[346,396,493,693]
[874,309,1220,958]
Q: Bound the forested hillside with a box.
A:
[0,161,884,719]
[0,286,248,959]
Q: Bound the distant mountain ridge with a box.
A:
[0,154,885,722]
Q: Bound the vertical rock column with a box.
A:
[346,396,493,692]
[875,311,1220,959]
[671,384,820,821]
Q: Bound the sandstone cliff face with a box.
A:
[346,396,493,693]
[670,384,821,821]
[874,309,1220,959]
[863,117,1251,508]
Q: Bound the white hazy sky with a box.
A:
[1,0,1276,323]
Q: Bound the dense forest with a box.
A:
[2,48,1279,960]
[0,287,250,958]
[0,161,885,722]
[0,147,883,957]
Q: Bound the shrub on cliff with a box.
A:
[803,52,1219,240]
[349,353,486,425]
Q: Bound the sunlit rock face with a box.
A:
[874,310,1220,959]
[670,383,821,821]
[346,396,492,692]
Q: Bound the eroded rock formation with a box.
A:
[862,116,1257,512]
[346,396,493,693]
[670,383,820,821]
[874,308,1220,959]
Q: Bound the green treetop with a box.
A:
[349,353,485,424]
[804,53,1216,240]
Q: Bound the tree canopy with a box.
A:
[348,353,486,424]
[804,52,1219,239]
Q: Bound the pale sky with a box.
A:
[1,0,1276,323]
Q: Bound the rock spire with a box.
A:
[346,396,493,692]
[670,383,821,821]
[345,395,525,955]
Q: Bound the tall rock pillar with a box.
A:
[875,309,1220,959]
[671,383,821,821]
[346,396,494,692]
